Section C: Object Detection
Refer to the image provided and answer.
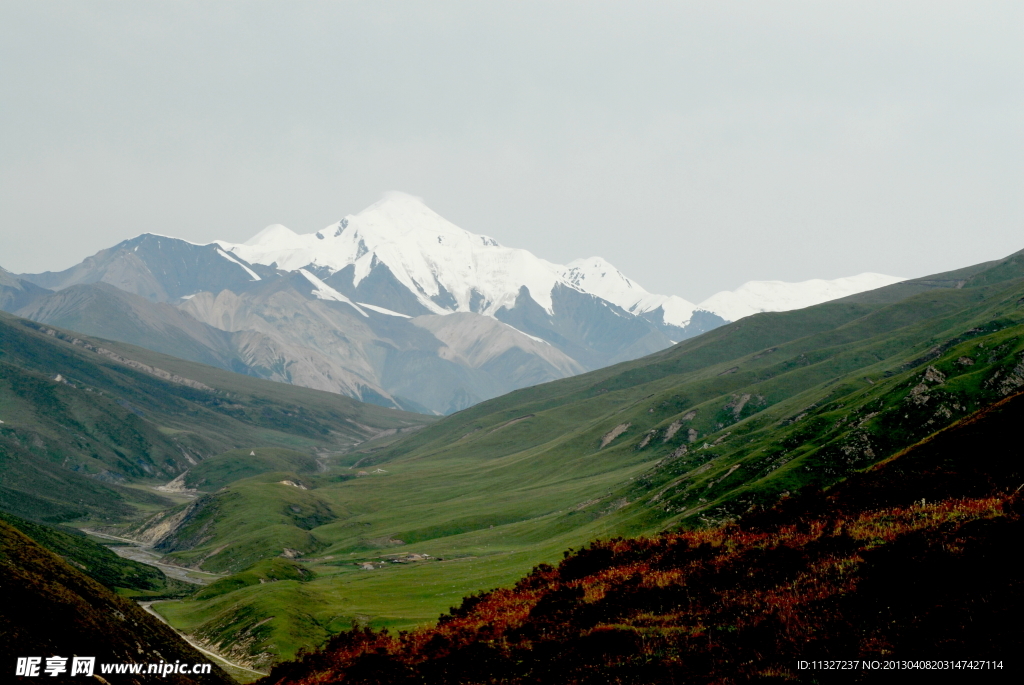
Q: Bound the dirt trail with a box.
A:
[139,601,269,679]
[92,529,263,680]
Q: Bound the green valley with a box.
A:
[136,249,1024,667]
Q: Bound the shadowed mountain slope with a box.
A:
[0,519,232,684]
[15,282,246,373]
[18,233,270,302]
[0,265,49,312]
[12,264,605,415]
[0,510,173,595]
[7,225,713,415]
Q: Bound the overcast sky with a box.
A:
[1,1,1021,300]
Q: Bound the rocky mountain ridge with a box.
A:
[3,195,902,414]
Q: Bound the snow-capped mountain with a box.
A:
[8,195,706,413]
[5,192,905,414]
[218,193,905,328]
[556,257,908,326]
[700,273,907,323]
[559,257,705,328]
[218,192,595,317]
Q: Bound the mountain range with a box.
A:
[1,239,1020,673]
[1,194,903,414]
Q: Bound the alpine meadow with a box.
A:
[3,242,1024,681]
[2,3,1022,684]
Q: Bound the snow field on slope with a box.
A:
[699,273,907,323]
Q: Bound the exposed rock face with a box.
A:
[131,497,209,546]
[600,423,631,448]
[181,287,392,402]
[411,312,582,376]
[923,365,947,384]
[11,262,690,414]
[663,420,683,442]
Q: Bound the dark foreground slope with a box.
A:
[0,520,231,685]
[0,309,432,523]
[263,390,1024,684]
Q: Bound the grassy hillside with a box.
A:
[260,388,1024,684]
[0,519,232,684]
[150,249,1024,666]
[184,447,323,492]
[0,310,433,523]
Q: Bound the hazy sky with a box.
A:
[1,1,1021,301]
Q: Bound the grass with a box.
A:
[256,383,1024,683]
[185,447,323,492]
[151,252,1024,666]
[156,535,587,667]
